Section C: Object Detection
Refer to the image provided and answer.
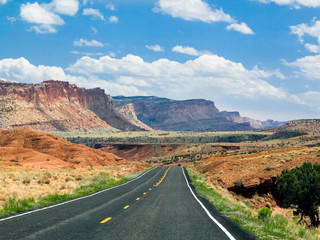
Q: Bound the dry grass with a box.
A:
[0,163,145,209]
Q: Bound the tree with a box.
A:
[277,162,320,226]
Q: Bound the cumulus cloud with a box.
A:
[226,22,254,35]
[0,0,8,5]
[0,57,66,83]
[154,0,254,34]
[66,54,286,100]
[109,16,118,23]
[256,0,320,8]
[291,20,320,53]
[74,39,104,47]
[146,45,164,52]
[154,0,233,23]
[20,2,65,26]
[284,54,320,79]
[20,0,79,34]
[83,8,105,20]
[50,0,79,16]
[172,45,210,56]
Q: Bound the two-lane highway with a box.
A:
[0,167,256,240]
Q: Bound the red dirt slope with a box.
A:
[0,128,125,169]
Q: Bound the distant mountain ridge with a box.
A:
[0,80,285,132]
[113,96,285,131]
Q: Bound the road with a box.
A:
[0,167,256,240]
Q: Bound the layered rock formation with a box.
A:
[113,96,270,131]
[0,80,142,131]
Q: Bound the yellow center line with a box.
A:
[143,192,147,195]
[149,188,152,191]
[136,198,140,201]
[123,205,130,209]
[100,217,112,224]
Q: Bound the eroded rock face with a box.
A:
[113,96,252,131]
[0,80,142,131]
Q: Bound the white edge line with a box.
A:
[0,167,157,222]
[181,167,236,240]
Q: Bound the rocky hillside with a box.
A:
[113,96,283,131]
[267,119,320,139]
[0,128,124,168]
[0,80,142,131]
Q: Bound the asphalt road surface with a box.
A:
[0,167,256,240]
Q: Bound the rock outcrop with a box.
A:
[0,80,143,131]
[114,96,253,131]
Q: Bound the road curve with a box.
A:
[0,167,256,240]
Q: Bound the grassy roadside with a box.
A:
[0,172,130,217]
[186,168,320,240]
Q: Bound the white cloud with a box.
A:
[291,20,320,53]
[74,39,104,47]
[226,22,254,35]
[83,8,105,20]
[29,24,58,34]
[0,57,66,83]
[7,16,16,23]
[172,45,210,56]
[284,54,320,79]
[146,45,164,52]
[20,2,65,26]
[66,54,286,100]
[0,0,8,5]
[256,0,320,7]
[106,4,115,11]
[19,1,79,34]
[109,16,118,23]
[154,0,233,23]
[50,0,79,16]
[154,0,253,35]
[91,26,97,34]
[71,51,105,56]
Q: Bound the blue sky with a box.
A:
[0,0,320,121]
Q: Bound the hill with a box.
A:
[0,128,124,168]
[267,119,320,139]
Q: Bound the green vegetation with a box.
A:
[187,168,320,240]
[53,131,270,148]
[0,172,129,217]
[277,162,320,227]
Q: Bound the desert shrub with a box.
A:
[258,207,272,219]
[22,178,31,184]
[277,162,320,226]
[234,179,243,187]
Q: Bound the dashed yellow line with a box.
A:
[100,168,171,224]
[100,217,112,223]
[155,167,171,186]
